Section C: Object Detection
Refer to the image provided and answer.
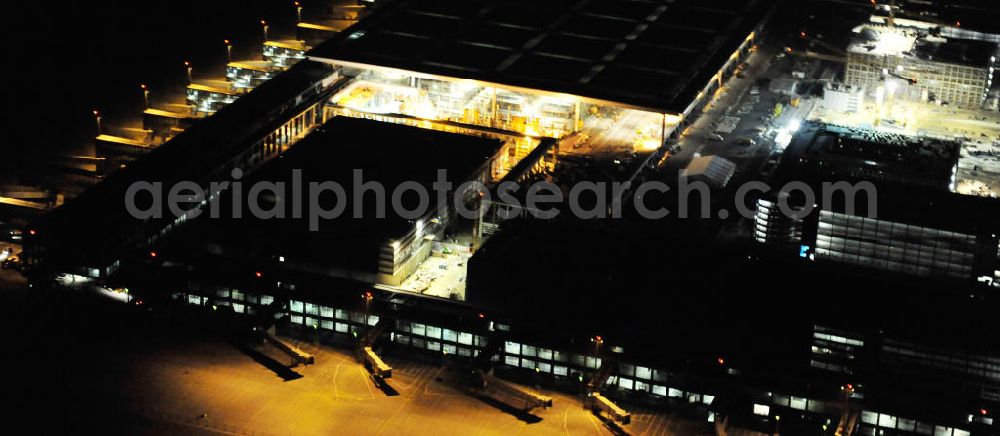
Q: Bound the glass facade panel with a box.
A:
[815,211,977,279]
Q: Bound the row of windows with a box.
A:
[199,287,988,435]
[289,315,353,333]
[215,288,274,306]
[816,248,973,277]
[847,56,987,79]
[859,411,971,436]
[395,320,488,348]
[816,213,977,277]
[393,333,478,357]
[504,341,603,370]
[766,393,838,415]
[816,234,975,261]
[815,243,974,268]
[182,293,272,311]
[818,213,976,242]
[753,201,802,245]
[813,332,864,347]
[288,300,380,327]
[883,350,1000,382]
[191,287,762,415]
[884,345,1000,371]
[815,227,976,251]
[810,359,852,374]
[499,353,709,403]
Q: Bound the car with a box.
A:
[710,134,725,141]
[735,137,756,146]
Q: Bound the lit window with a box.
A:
[505,341,521,355]
[753,404,770,416]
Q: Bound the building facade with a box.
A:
[845,24,997,109]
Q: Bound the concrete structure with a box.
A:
[308,0,772,147]
[186,82,241,114]
[94,134,154,173]
[170,116,505,288]
[845,23,998,108]
[142,108,202,141]
[820,83,865,113]
[226,61,279,90]
[26,60,343,278]
[263,40,310,68]
[754,122,1000,283]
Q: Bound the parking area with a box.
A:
[662,45,790,184]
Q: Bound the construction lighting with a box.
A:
[886,81,898,96]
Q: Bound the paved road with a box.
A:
[662,45,780,181]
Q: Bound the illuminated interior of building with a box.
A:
[326,65,678,163]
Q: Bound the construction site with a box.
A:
[792,5,1000,198]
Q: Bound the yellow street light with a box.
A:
[92,109,101,134]
[140,83,149,109]
[184,60,193,84]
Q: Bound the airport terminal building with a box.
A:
[307,0,772,150]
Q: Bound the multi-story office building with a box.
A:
[755,122,1000,283]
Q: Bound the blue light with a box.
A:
[799,245,810,258]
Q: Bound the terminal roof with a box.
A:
[310,0,770,114]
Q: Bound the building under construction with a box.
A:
[308,0,772,153]
[845,20,998,108]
